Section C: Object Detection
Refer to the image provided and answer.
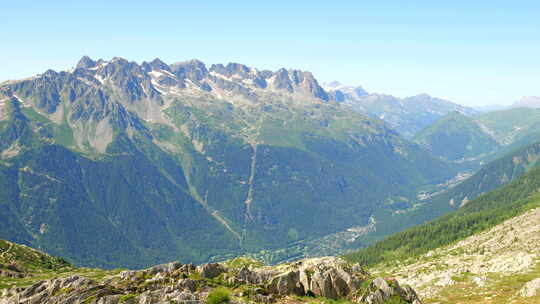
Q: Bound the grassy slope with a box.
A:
[0,239,123,290]
[412,108,540,167]
[477,108,540,145]
[0,239,70,272]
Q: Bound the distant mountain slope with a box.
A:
[323,83,478,139]
[477,107,540,145]
[0,57,458,268]
[414,111,500,161]
[512,96,540,108]
[473,96,540,113]
[413,107,540,166]
[473,104,508,113]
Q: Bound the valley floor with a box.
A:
[373,207,540,303]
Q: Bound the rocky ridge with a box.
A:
[0,56,338,154]
[0,257,421,304]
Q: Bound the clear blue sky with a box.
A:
[1,1,539,106]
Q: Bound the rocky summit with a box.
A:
[0,256,421,304]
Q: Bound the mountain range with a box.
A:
[474,96,540,113]
[2,56,540,303]
[323,82,478,139]
[413,108,540,167]
[0,56,463,268]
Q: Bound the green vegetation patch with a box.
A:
[225,257,264,269]
[206,287,231,304]
[0,240,71,272]
[119,293,139,303]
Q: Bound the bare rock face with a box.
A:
[147,261,182,274]
[359,277,422,304]
[198,262,227,279]
[235,266,277,285]
[0,275,96,304]
[268,270,304,296]
[296,257,359,299]
[233,256,421,303]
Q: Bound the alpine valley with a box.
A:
[2,56,540,304]
[0,56,470,269]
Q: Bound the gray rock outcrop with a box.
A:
[0,257,421,304]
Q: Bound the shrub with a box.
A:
[206,287,231,304]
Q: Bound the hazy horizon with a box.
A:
[1,1,538,107]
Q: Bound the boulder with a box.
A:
[177,278,197,292]
[236,266,276,285]
[119,270,138,281]
[268,270,304,296]
[371,278,395,298]
[296,257,358,299]
[198,263,227,279]
[400,285,421,303]
[147,261,182,275]
[180,264,196,273]
[362,289,386,304]
[175,291,197,301]
[359,277,422,304]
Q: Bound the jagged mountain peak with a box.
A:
[110,56,130,63]
[170,58,207,73]
[66,57,337,102]
[41,69,61,78]
[322,82,369,100]
[76,55,97,69]
[210,62,253,75]
[148,57,170,71]
[0,56,351,154]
